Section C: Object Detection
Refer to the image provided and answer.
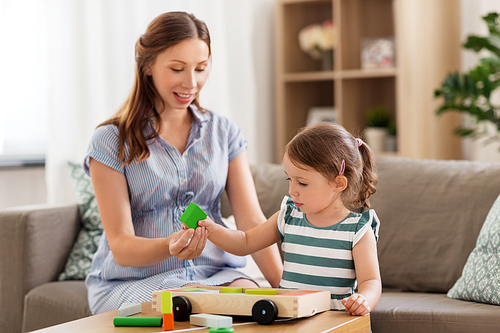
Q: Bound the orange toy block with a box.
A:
[163,313,174,331]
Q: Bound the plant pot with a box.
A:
[385,135,397,152]
[364,127,388,154]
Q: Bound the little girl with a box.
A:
[198,122,381,315]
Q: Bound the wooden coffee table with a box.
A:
[32,301,370,333]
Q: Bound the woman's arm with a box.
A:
[224,152,283,287]
[89,158,208,267]
[342,230,381,316]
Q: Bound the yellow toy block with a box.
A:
[161,291,172,314]
[244,288,277,295]
[221,287,243,293]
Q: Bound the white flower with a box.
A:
[298,20,337,59]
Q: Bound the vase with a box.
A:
[322,50,333,71]
[385,135,397,152]
[364,127,388,154]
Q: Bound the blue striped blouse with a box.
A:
[84,106,251,314]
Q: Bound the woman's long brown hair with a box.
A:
[99,12,211,166]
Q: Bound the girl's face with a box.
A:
[146,38,210,113]
[283,153,341,216]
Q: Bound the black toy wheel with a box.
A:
[252,299,278,325]
[172,296,192,321]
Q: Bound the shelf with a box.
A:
[281,68,397,82]
[282,71,336,82]
[340,68,397,79]
[275,0,462,162]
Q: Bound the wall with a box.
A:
[2,0,500,209]
[0,167,47,209]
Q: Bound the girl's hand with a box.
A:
[169,227,207,260]
[196,217,218,234]
[341,293,371,316]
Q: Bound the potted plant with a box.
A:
[385,121,397,152]
[364,105,390,153]
[434,12,500,151]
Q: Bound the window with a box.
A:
[0,1,49,166]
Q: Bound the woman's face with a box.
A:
[146,38,210,113]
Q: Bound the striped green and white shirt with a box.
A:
[277,196,380,310]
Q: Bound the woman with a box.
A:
[84,11,282,314]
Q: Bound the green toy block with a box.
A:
[113,317,162,327]
[180,203,207,229]
[208,328,234,333]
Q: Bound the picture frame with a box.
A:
[307,107,337,126]
[361,37,395,70]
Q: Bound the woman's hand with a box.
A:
[169,227,207,260]
[341,293,371,316]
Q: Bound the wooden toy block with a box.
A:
[118,302,142,317]
[244,288,277,295]
[221,287,243,293]
[161,291,173,314]
[113,317,162,327]
[179,203,207,229]
[190,313,233,328]
[201,289,220,293]
[163,313,174,331]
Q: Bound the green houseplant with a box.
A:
[364,105,391,153]
[434,12,500,150]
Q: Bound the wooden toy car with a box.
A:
[152,286,331,325]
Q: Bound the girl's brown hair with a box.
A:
[100,12,211,165]
[285,122,378,210]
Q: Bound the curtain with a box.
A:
[43,0,275,204]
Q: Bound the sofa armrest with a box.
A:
[0,203,80,333]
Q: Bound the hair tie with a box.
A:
[339,159,345,175]
[356,138,364,147]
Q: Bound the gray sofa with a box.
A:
[1,156,500,332]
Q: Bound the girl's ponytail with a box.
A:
[354,140,378,208]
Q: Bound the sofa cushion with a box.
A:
[221,163,288,219]
[371,156,500,293]
[371,291,500,333]
[447,192,500,305]
[22,281,91,332]
[58,162,103,280]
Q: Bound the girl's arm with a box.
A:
[199,212,281,256]
[220,151,283,287]
[342,230,382,316]
[89,158,208,267]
